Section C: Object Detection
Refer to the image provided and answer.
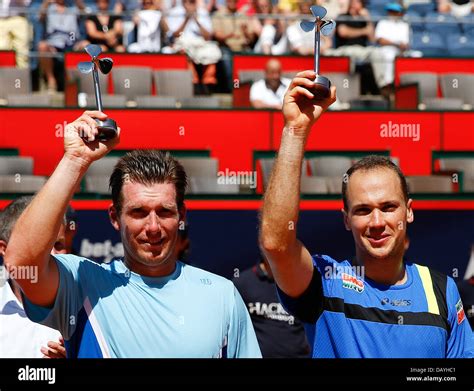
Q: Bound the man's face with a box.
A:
[343,168,413,261]
[349,0,363,14]
[110,181,183,273]
[97,0,109,11]
[183,0,197,13]
[227,0,237,12]
[265,60,282,90]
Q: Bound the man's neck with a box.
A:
[123,254,177,278]
[354,252,407,286]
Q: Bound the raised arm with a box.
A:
[4,111,120,307]
[259,71,336,297]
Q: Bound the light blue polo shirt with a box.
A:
[23,255,261,358]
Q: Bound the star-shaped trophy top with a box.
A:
[78,44,114,75]
[300,5,336,35]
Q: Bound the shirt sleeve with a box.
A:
[226,284,262,358]
[276,260,324,324]
[249,80,261,102]
[446,277,474,358]
[22,254,86,340]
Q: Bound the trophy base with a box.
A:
[310,75,331,99]
[95,118,118,141]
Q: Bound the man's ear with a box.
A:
[109,204,120,231]
[406,198,414,224]
[0,240,7,257]
[342,208,351,231]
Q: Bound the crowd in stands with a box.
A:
[0,0,472,94]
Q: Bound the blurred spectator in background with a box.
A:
[0,197,66,358]
[38,0,85,92]
[250,58,290,109]
[213,0,255,90]
[128,0,167,52]
[166,0,220,94]
[80,0,125,52]
[113,0,140,13]
[233,255,311,358]
[374,3,421,95]
[325,0,391,95]
[287,0,332,55]
[438,0,474,18]
[0,0,31,68]
[252,0,288,55]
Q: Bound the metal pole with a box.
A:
[314,18,320,75]
[92,64,103,112]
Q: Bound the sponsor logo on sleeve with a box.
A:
[455,298,466,325]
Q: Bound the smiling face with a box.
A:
[343,168,413,263]
[109,181,184,276]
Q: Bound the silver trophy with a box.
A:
[300,5,336,98]
[78,44,117,141]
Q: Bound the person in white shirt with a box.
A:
[0,196,66,358]
[128,0,167,53]
[374,3,410,88]
[250,58,291,109]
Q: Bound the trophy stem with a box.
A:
[314,19,320,75]
[92,66,104,112]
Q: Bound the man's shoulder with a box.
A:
[180,262,233,290]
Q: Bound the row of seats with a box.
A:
[399,72,474,110]
[0,67,224,108]
[1,155,472,194]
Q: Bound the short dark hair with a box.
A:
[0,196,34,243]
[109,150,188,214]
[342,155,409,211]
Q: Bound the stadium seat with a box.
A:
[399,72,438,104]
[177,157,219,179]
[180,97,219,108]
[135,96,177,108]
[406,2,436,17]
[424,12,461,37]
[258,158,308,189]
[440,73,474,106]
[406,175,454,193]
[460,14,474,36]
[0,68,31,99]
[0,175,47,193]
[324,73,361,108]
[308,157,353,177]
[84,94,127,108]
[300,176,328,194]
[238,70,265,84]
[84,176,110,194]
[411,32,445,57]
[0,157,34,175]
[406,11,425,33]
[154,70,194,99]
[87,157,120,176]
[6,94,52,107]
[70,68,109,94]
[438,158,474,192]
[188,177,240,194]
[112,66,153,101]
[424,97,464,110]
[446,33,474,57]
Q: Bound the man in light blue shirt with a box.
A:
[5,111,261,358]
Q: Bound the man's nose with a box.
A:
[146,212,161,233]
[368,209,385,228]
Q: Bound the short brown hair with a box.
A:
[109,150,188,214]
[342,155,409,211]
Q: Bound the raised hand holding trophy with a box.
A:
[78,44,118,141]
[300,5,336,99]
